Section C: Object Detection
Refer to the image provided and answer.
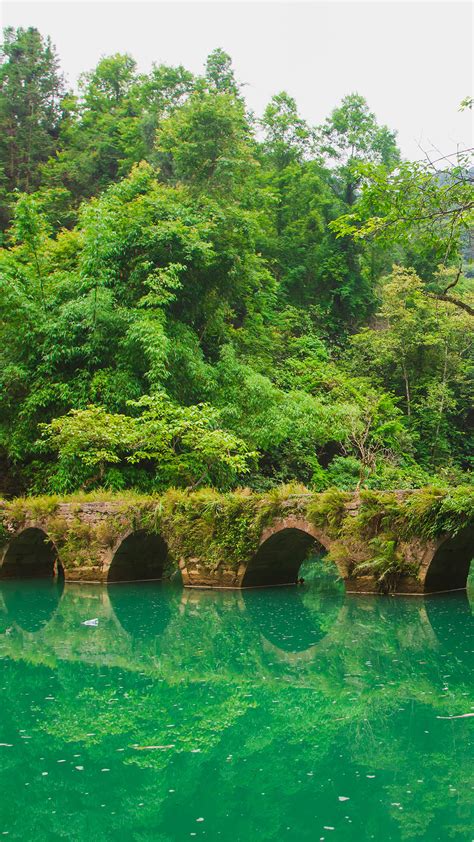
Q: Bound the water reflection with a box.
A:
[243,555,342,653]
[107,581,173,640]
[0,578,64,633]
[0,583,473,842]
[0,577,471,674]
[0,579,473,841]
[424,590,473,652]
[243,588,343,652]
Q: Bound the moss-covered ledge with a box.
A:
[0,485,472,593]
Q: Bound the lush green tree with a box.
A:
[261,92,312,168]
[318,92,400,205]
[0,26,66,228]
[140,62,195,152]
[10,191,50,309]
[349,266,473,469]
[156,89,255,196]
[0,33,471,495]
[253,154,375,327]
[41,53,146,206]
[204,48,241,96]
[331,148,474,289]
[41,396,256,492]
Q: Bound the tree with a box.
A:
[205,48,241,96]
[253,156,374,325]
[0,27,66,227]
[349,267,473,468]
[40,397,256,491]
[41,53,146,205]
[156,90,255,195]
[341,388,410,486]
[312,94,400,324]
[331,146,474,298]
[0,34,471,495]
[11,192,50,310]
[261,92,313,168]
[140,63,195,152]
[318,93,400,205]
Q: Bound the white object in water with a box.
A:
[82,618,99,627]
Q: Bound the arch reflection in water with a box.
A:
[0,587,472,842]
[107,580,174,640]
[107,530,170,583]
[243,570,344,653]
[1,528,62,580]
[0,578,64,633]
[424,590,473,654]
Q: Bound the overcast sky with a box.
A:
[2,1,472,161]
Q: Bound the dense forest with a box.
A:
[0,27,472,496]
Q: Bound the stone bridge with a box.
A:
[0,489,472,594]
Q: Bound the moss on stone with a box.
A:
[0,485,472,587]
[306,489,350,538]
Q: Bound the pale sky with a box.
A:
[2,0,473,161]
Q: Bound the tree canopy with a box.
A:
[0,26,472,495]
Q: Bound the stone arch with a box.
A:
[107,530,170,583]
[422,527,473,593]
[0,527,63,580]
[240,516,340,588]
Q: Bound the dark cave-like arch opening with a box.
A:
[1,528,63,580]
[424,528,473,593]
[242,527,335,588]
[107,530,169,583]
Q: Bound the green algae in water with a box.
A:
[0,573,472,841]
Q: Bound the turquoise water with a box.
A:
[0,565,472,841]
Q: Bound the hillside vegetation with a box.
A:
[0,28,472,495]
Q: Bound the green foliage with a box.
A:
[354,537,414,593]
[348,267,473,469]
[307,489,349,537]
[0,28,472,497]
[41,396,256,493]
[204,48,240,96]
[0,27,66,228]
[324,455,362,490]
[261,91,313,167]
[156,89,255,195]
[399,485,474,539]
[331,151,474,278]
[318,93,400,213]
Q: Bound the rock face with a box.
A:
[0,493,472,594]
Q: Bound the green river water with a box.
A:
[0,562,472,841]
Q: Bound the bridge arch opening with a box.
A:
[242,526,338,588]
[1,528,63,580]
[108,530,169,583]
[424,527,473,593]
